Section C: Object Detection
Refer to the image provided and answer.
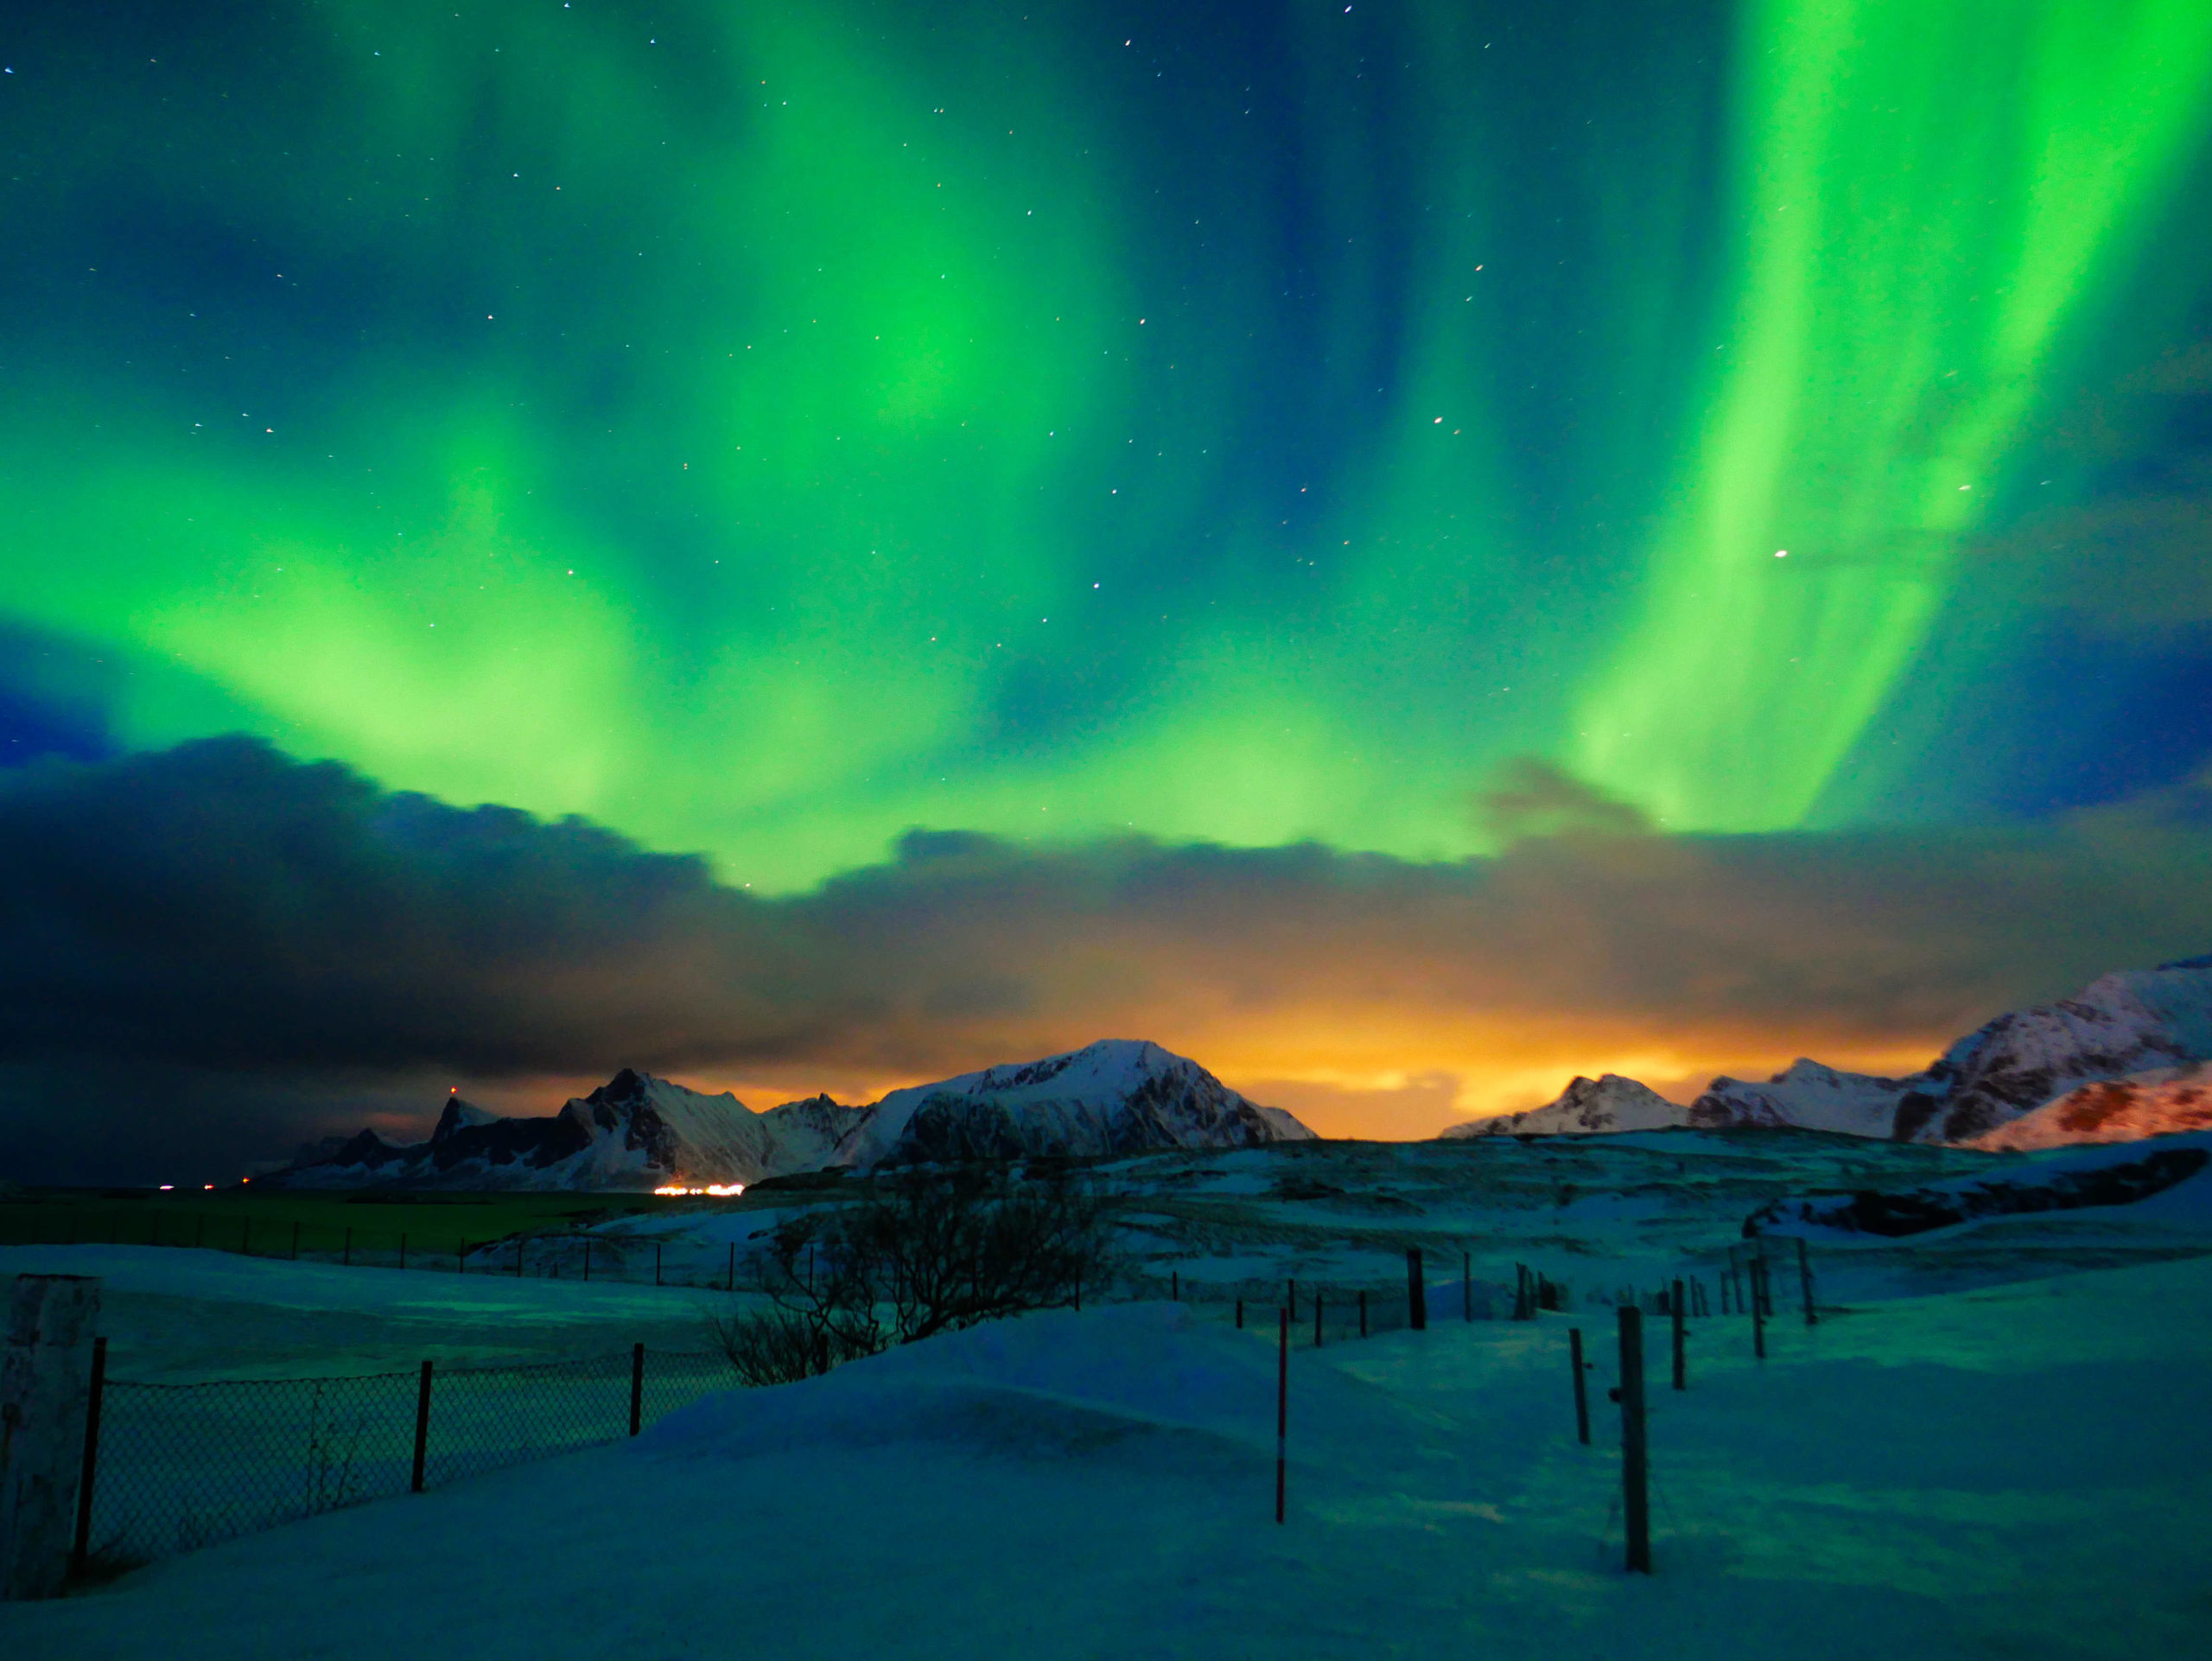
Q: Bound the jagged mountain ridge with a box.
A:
[283,1041,1314,1189]
[1442,955,2212,1146]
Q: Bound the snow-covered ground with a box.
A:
[8,1252,2209,1660]
[0,1244,726,1378]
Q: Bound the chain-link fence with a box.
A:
[79,1348,736,1573]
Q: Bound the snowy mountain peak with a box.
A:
[1442,1073,1688,1138]
[836,1039,1313,1168]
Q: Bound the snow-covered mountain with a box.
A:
[1688,1060,1929,1138]
[1440,1074,1688,1138]
[1966,1064,2212,1151]
[283,1042,1313,1188]
[283,1070,785,1191]
[1441,956,2212,1147]
[834,1040,1315,1168]
[1890,958,2212,1142]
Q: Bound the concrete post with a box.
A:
[2,1275,102,1599]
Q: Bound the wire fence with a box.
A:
[79,1347,735,1573]
[0,1202,761,1291]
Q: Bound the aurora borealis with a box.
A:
[7,1,2212,1174]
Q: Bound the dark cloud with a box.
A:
[5,737,2212,1181]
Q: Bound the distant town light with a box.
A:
[653,1182,746,1197]
[159,1184,174,1191]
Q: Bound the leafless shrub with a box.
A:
[709,1167,1116,1379]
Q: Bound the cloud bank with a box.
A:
[5,738,2212,1181]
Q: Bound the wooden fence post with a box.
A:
[1407,1249,1427,1331]
[1274,1307,1288,1524]
[581,1238,589,1282]
[1313,1290,1324,1349]
[655,1244,663,1288]
[1751,1257,1767,1360]
[3,1275,102,1599]
[630,1344,645,1436]
[516,1238,524,1278]
[68,1336,106,1581]
[1569,1327,1590,1445]
[1671,1278,1687,1391]
[411,1361,433,1492]
[1358,1289,1367,1338]
[1236,1297,1243,1330]
[1463,1251,1472,1322]
[1171,1271,1179,1302]
[728,1243,736,1294]
[1618,1307,1650,1573]
[1797,1238,1817,1327]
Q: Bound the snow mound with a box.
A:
[1440,1073,1687,1137]
[834,1039,1313,1168]
[640,1301,1401,1466]
[1746,1133,2212,1239]
[1965,1065,2212,1150]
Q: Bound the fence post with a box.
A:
[68,1336,107,1581]
[1797,1238,1817,1326]
[1751,1257,1767,1361]
[630,1344,645,1436]
[1463,1251,1472,1322]
[1073,1269,1081,1313]
[1618,1306,1650,1573]
[1569,1326,1590,1445]
[516,1238,524,1278]
[411,1361,434,1492]
[728,1243,735,1294]
[655,1244,663,1289]
[1171,1271,1178,1302]
[1670,1278,1687,1390]
[1407,1249,1427,1331]
[1274,1307,1288,1524]
[1313,1290,1324,1349]
[3,1276,102,1599]
[1358,1289,1367,1339]
[582,1238,589,1282]
[1236,1297,1243,1330]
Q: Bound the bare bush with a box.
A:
[710,1168,1116,1379]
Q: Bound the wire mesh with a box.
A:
[85,1349,738,1573]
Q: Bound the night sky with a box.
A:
[7,1,2212,1180]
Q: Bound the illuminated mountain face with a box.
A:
[6,0,2209,891]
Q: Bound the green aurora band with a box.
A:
[5,0,2212,888]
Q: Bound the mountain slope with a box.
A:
[1966,1065,2212,1151]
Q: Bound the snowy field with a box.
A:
[7,1254,2210,1660]
[8,1130,2212,1657]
